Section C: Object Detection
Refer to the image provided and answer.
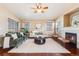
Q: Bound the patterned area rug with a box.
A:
[8,38,70,53]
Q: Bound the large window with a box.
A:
[8,18,18,32]
[46,20,52,31]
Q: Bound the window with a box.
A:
[46,20,52,31]
[8,18,18,32]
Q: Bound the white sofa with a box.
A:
[30,30,53,38]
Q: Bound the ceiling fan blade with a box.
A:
[34,10,37,13]
[43,7,48,9]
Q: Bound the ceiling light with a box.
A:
[32,3,48,13]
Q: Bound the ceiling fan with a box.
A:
[32,3,48,13]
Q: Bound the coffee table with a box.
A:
[34,36,46,45]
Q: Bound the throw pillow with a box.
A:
[11,33,17,40]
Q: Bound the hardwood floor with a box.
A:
[0,47,78,56]
[0,37,78,56]
[1,53,71,56]
[0,47,71,56]
[0,48,77,56]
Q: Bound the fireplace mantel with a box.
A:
[60,27,79,48]
[61,27,79,32]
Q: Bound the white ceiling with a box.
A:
[1,3,79,20]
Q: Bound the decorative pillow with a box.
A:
[11,34,17,40]
[20,32,24,36]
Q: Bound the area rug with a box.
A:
[8,38,70,53]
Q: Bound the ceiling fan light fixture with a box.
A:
[32,3,48,13]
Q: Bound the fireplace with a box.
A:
[65,32,77,48]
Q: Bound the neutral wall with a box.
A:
[29,20,47,32]
[57,15,79,48]
[21,19,54,36]
[0,5,19,36]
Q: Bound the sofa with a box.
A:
[1,32,27,48]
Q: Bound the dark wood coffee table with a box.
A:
[34,36,46,45]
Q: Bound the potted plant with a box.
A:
[23,28,29,36]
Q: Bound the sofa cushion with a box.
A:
[16,32,21,38]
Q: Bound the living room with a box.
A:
[0,3,79,56]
